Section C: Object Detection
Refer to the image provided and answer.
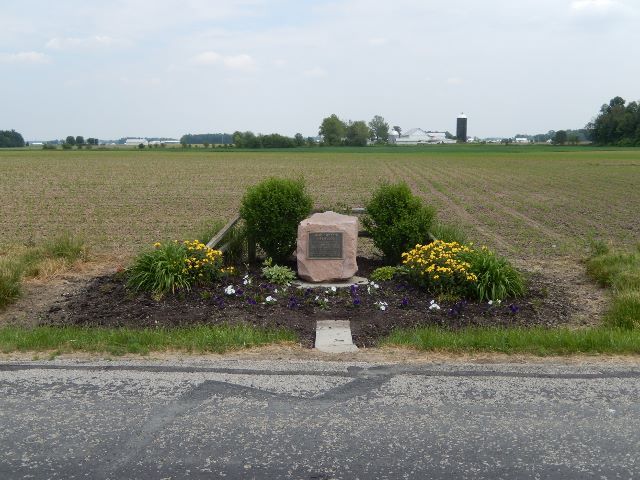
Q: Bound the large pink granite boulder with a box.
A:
[296,211,358,282]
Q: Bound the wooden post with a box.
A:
[247,235,257,264]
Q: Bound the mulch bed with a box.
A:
[44,257,574,348]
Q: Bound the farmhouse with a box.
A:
[389,128,454,145]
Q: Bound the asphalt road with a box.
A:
[1,358,639,479]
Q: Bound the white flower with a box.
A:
[429,301,441,311]
[496,299,502,306]
[371,282,380,289]
[488,300,493,305]
[315,295,320,301]
[224,285,236,295]
[274,289,278,294]
[331,286,337,293]
[265,295,276,303]
[242,275,251,286]
[375,300,388,311]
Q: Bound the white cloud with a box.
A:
[191,51,256,71]
[46,35,127,50]
[223,54,256,71]
[571,0,619,12]
[0,51,51,64]
[192,51,222,65]
[368,37,388,46]
[447,77,464,85]
[303,66,327,77]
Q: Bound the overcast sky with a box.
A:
[2,0,639,140]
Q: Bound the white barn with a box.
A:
[390,128,453,145]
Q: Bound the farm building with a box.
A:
[124,138,148,146]
[389,128,454,145]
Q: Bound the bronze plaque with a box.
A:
[308,232,343,259]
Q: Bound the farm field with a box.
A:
[1,145,638,262]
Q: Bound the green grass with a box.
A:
[383,326,640,355]
[0,234,86,308]
[586,244,640,328]
[0,325,297,356]
[0,259,23,308]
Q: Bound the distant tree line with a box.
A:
[587,96,640,146]
[180,133,233,145]
[231,131,310,148]
[0,130,25,148]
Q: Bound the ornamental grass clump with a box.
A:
[461,246,525,302]
[402,241,477,297]
[127,240,223,296]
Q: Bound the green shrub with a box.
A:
[261,258,296,286]
[240,178,313,263]
[430,221,468,244]
[363,182,436,263]
[462,247,525,301]
[0,259,23,308]
[127,240,223,296]
[606,290,640,329]
[370,266,399,282]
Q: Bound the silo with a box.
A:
[456,113,468,142]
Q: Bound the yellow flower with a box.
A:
[153,242,161,248]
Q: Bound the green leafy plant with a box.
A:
[363,182,436,263]
[370,266,399,282]
[461,247,525,301]
[240,178,313,263]
[261,258,296,286]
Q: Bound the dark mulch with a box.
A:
[44,257,574,348]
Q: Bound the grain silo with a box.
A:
[456,113,468,142]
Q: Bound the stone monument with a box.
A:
[296,211,358,282]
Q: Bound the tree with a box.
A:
[75,136,85,146]
[294,133,305,147]
[0,130,25,148]
[567,133,580,145]
[203,142,210,148]
[393,125,402,136]
[368,115,389,143]
[345,120,371,146]
[553,130,568,145]
[65,136,76,146]
[588,96,640,146]
[319,114,346,146]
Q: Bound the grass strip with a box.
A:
[586,243,640,329]
[0,325,297,356]
[382,327,640,355]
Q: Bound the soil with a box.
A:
[42,257,595,349]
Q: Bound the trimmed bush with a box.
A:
[462,247,525,302]
[240,178,313,263]
[363,182,435,263]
